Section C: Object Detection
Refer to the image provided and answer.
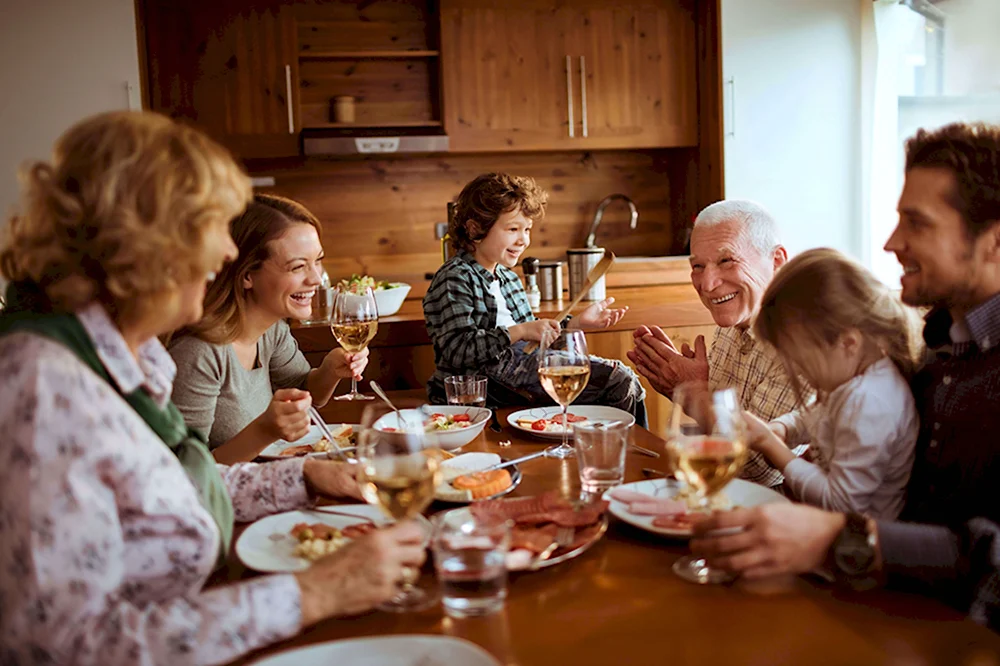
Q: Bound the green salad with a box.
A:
[337,274,394,293]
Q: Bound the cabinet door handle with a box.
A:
[566,55,575,138]
[580,56,588,138]
[285,64,295,134]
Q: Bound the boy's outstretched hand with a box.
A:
[577,297,629,331]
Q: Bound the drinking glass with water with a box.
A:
[444,375,488,407]
[432,509,511,618]
[574,421,629,497]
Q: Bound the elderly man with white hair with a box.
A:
[628,200,807,489]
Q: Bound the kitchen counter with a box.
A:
[291,283,714,352]
[291,281,716,433]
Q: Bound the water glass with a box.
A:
[432,509,511,618]
[444,375,488,407]
[574,421,629,497]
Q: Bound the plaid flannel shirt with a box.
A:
[708,325,809,488]
[423,252,534,377]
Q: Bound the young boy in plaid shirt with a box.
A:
[423,172,647,426]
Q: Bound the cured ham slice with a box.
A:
[517,500,609,528]
[624,499,687,516]
[470,491,572,522]
[651,512,710,530]
[510,524,559,553]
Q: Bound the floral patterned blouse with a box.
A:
[0,304,309,665]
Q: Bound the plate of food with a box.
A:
[459,491,608,571]
[235,505,433,573]
[506,405,635,441]
[258,423,359,460]
[434,452,521,503]
[249,635,501,666]
[373,406,491,450]
[338,274,411,316]
[603,478,790,539]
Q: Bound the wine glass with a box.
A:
[667,381,748,584]
[331,285,378,401]
[356,400,441,612]
[538,329,591,459]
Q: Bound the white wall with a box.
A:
[721,0,863,259]
[0,0,142,230]
[939,0,1000,97]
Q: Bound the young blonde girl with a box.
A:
[745,248,922,519]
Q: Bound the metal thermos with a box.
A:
[567,247,606,301]
[537,261,563,301]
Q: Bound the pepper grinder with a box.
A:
[521,257,541,311]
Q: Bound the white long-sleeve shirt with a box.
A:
[0,304,309,665]
[770,357,918,519]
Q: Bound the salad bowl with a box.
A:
[371,406,491,451]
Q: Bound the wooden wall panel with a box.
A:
[250,150,679,287]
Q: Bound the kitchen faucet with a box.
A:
[585,194,638,248]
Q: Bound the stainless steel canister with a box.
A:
[566,247,606,301]
[537,261,563,301]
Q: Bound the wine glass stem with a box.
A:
[351,377,359,396]
[561,404,569,450]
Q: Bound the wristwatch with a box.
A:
[559,314,573,329]
[832,513,879,590]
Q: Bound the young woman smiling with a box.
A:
[169,194,368,464]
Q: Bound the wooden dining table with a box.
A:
[228,395,1000,666]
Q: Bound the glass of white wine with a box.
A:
[357,400,441,612]
[668,381,749,584]
[331,285,378,401]
[538,329,591,459]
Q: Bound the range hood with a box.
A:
[302,126,448,156]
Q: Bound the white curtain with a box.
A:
[861,0,909,285]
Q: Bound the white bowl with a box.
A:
[374,283,411,316]
[372,406,491,451]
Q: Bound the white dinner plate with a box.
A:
[257,424,360,460]
[506,405,636,440]
[250,635,501,666]
[603,478,790,539]
[235,505,431,573]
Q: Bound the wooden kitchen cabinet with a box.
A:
[441,0,698,152]
[142,0,301,159]
[440,1,578,152]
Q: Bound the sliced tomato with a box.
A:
[382,427,397,432]
[531,419,548,431]
[430,413,445,419]
[452,413,471,422]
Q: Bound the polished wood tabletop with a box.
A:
[228,398,1000,666]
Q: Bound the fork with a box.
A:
[530,525,576,570]
[307,406,355,464]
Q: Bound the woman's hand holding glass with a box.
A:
[295,521,428,624]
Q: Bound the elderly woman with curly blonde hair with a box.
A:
[0,111,425,665]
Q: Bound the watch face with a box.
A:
[834,535,875,576]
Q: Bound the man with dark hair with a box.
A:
[689,122,1000,632]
